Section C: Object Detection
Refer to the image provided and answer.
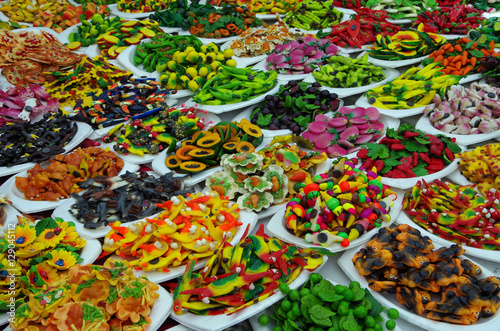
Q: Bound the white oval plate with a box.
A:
[338,242,500,331]
[333,6,356,16]
[85,44,123,68]
[152,136,267,186]
[110,206,258,283]
[361,51,428,69]
[303,67,400,98]
[232,101,345,139]
[459,73,482,85]
[445,167,471,186]
[266,190,403,253]
[338,43,374,54]
[0,122,92,178]
[184,83,280,114]
[355,94,428,119]
[253,58,314,83]
[386,18,412,24]
[116,43,162,78]
[169,256,328,331]
[380,158,461,190]
[256,13,285,20]
[220,40,267,68]
[442,34,467,40]
[11,27,59,36]
[99,110,219,164]
[397,208,500,263]
[178,29,239,45]
[0,159,139,213]
[415,114,500,147]
[249,278,403,331]
[2,283,172,331]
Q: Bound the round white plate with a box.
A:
[0,159,139,213]
[178,29,239,45]
[304,67,400,98]
[249,278,403,331]
[253,58,314,83]
[2,283,171,331]
[415,114,500,146]
[266,190,403,253]
[184,83,280,114]
[355,94,428,119]
[0,203,22,229]
[0,122,92,178]
[110,207,258,283]
[169,256,328,331]
[361,51,428,69]
[220,40,267,68]
[298,112,399,160]
[338,242,500,331]
[397,208,500,263]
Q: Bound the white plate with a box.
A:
[256,13,285,20]
[184,83,280,114]
[361,51,428,69]
[0,227,100,328]
[253,58,313,83]
[99,111,219,164]
[333,6,356,16]
[415,114,500,146]
[109,4,157,19]
[303,67,400,98]
[110,206,258,283]
[397,208,500,263]
[339,43,374,54]
[248,278,403,331]
[85,44,122,68]
[338,242,500,331]
[386,18,412,24]
[442,34,467,40]
[266,190,403,253]
[220,40,267,68]
[355,94,428,119]
[0,159,139,214]
[232,100,345,138]
[178,29,239,45]
[170,256,328,331]
[11,27,59,36]
[445,167,471,186]
[0,122,92,178]
[459,73,482,85]
[2,283,172,331]
[0,204,21,228]
[116,43,161,78]
[380,158,461,190]
[152,136,267,186]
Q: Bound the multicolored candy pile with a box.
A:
[102,192,241,272]
[285,158,397,247]
[404,179,500,250]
